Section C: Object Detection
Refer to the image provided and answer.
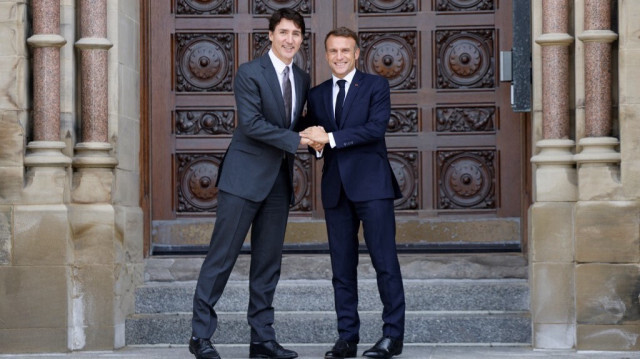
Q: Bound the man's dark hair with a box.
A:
[324,27,359,50]
[268,8,305,35]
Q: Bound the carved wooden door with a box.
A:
[147,0,523,253]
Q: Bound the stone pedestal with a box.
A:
[531,139,577,202]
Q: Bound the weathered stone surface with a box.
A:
[0,166,23,203]
[530,202,574,262]
[69,265,115,350]
[534,166,578,202]
[620,104,640,198]
[13,204,71,265]
[575,201,640,263]
[577,324,640,351]
[68,204,115,265]
[0,205,11,265]
[0,327,68,353]
[114,205,144,264]
[0,266,69,329]
[71,169,115,204]
[0,111,24,167]
[575,263,640,325]
[144,253,528,282]
[396,218,520,244]
[578,164,624,201]
[530,262,574,324]
[0,55,27,111]
[533,323,575,349]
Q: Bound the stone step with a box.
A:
[144,253,528,282]
[135,279,529,314]
[125,311,531,345]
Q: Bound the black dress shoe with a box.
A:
[324,339,357,358]
[249,340,298,359]
[189,337,221,359]
[362,337,403,359]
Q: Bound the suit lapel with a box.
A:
[260,54,287,126]
[339,70,364,129]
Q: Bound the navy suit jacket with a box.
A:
[216,54,310,202]
[305,70,401,208]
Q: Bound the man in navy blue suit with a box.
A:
[300,27,406,359]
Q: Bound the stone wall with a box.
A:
[530,0,640,351]
[0,0,143,353]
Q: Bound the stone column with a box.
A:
[573,1,639,351]
[531,0,576,202]
[529,0,577,350]
[24,0,71,203]
[574,0,621,200]
[73,0,117,203]
[69,0,119,351]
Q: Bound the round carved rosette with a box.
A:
[388,152,418,209]
[361,35,415,89]
[437,30,494,88]
[179,156,221,212]
[359,0,415,12]
[254,0,310,14]
[180,0,230,13]
[439,152,494,209]
[177,34,233,91]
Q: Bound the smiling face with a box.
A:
[268,18,303,65]
[325,35,360,79]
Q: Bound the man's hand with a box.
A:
[300,136,324,152]
[301,126,329,145]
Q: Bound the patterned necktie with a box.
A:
[335,79,346,127]
[282,66,292,128]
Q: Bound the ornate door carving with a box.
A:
[147,0,523,252]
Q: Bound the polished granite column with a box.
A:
[531,0,576,202]
[574,0,620,187]
[73,0,117,203]
[24,0,71,203]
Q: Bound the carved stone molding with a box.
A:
[436,106,495,132]
[177,0,233,15]
[436,0,494,12]
[359,31,418,90]
[253,0,312,14]
[437,150,496,209]
[436,29,495,89]
[359,0,417,13]
[388,108,418,133]
[253,32,312,74]
[176,109,235,135]
[177,153,223,212]
[291,153,313,212]
[176,33,234,92]
[388,151,419,210]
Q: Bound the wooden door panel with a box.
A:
[148,0,523,251]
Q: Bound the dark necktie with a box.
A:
[335,79,346,127]
[282,66,292,128]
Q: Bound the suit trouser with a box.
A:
[192,162,291,342]
[324,186,406,342]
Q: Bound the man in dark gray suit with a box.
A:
[189,8,311,359]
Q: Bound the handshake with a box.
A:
[299,126,329,152]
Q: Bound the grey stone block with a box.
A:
[135,279,529,314]
[125,311,531,345]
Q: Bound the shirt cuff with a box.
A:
[328,133,336,148]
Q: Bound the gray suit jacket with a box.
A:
[216,54,310,202]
